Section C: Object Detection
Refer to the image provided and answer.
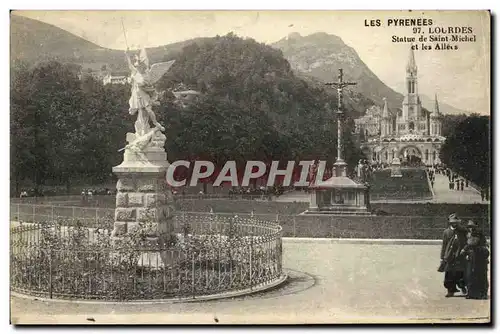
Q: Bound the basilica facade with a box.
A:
[354,47,445,166]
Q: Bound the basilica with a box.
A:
[354,47,445,166]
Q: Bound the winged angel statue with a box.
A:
[125,48,175,137]
[119,48,175,154]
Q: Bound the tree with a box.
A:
[441,113,469,138]
[440,115,490,189]
[11,61,130,194]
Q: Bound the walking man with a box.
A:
[439,213,468,297]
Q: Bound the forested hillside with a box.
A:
[11,34,366,194]
[158,33,363,166]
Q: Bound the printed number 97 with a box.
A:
[413,27,421,34]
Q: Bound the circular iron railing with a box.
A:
[10,213,284,301]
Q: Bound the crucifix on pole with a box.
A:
[326,69,357,177]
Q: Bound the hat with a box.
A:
[467,220,478,228]
[470,230,483,238]
[448,213,461,223]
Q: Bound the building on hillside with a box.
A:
[354,47,445,166]
[103,71,130,85]
[172,84,202,108]
[354,105,382,138]
[78,63,109,81]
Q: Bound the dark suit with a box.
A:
[462,232,489,299]
[441,226,467,292]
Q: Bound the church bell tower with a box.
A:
[401,46,422,133]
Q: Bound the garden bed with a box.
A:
[10,215,283,301]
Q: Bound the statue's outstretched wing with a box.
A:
[146,60,176,85]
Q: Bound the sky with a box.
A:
[13,10,491,114]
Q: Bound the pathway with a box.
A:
[431,173,486,204]
[11,240,490,324]
[275,173,488,205]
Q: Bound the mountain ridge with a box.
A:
[11,16,467,116]
[10,14,204,70]
[271,32,404,109]
[272,32,468,116]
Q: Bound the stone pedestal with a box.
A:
[333,160,348,177]
[111,129,175,266]
[302,176,372,216]
[391,157,403,178]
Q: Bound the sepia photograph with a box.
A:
[9,9,491,325]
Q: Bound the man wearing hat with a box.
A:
[461,229,490,299]
[465,220,477,239]
[440,213,468,297]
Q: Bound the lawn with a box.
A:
[369,168,432,201]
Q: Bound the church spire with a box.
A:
[406,46,417,73]
[431,93,440,118]
[382,97,390,118]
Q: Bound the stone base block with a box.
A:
[111,156,175,252]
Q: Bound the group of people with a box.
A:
[428,166,488,200]
[354,159,380,183]
[434,166,470,191]
[228,186,285,198]
[80,188,114,201]
[170,185,286,199]
[426,168,436,188]
[17,188,47,198]
[480,188,490,202]
[432,164,448,175]
[447,172,468,191]
[440,213,489,299]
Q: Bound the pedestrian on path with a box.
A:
[460,223,489,300]
[439,213,468,297]
[460,180,464,191]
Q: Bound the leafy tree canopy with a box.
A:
[440,115,490,189]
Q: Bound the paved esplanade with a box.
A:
[11,240,489,324]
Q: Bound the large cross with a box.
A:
[325,69,357,177]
